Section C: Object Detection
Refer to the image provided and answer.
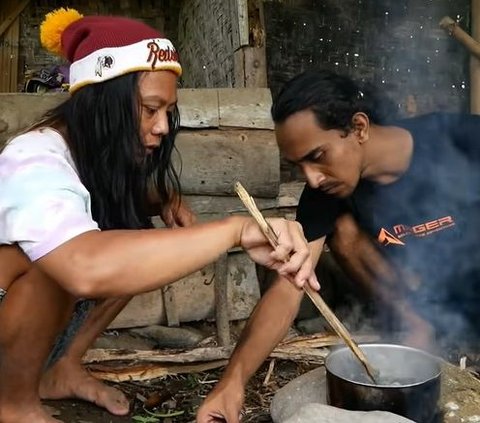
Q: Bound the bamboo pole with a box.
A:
[471,0,480,114]
[439,1,480,114]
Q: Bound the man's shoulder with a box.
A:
[394,112,479,131]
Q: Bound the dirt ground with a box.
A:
[44,360,315,423]
[42,340,480,423]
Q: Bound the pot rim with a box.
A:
[325,343,443,388]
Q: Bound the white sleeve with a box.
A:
[0,142,99,261]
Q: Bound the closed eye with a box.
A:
[142,105,158,117]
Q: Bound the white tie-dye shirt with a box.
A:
[0,128,99,261]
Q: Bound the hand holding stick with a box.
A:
[234,181,378,383]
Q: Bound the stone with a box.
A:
[282,404,415,423]
[270,367,328,422]
[270,367,413,423]
[93,331,156,350]
[130,325,206,349]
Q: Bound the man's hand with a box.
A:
[196,382,244,423]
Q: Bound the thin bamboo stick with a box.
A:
[234,181,378,383]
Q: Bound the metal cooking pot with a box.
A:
[325,344,442,423]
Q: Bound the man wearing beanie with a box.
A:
[0,8,319,423]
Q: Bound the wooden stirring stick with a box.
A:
[234,181,378,384]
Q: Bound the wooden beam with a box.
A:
[0,0,30,39]
[174,129,280,198]
[214,253,231,346]
[230,0,249,50]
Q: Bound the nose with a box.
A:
[152,111,170,137]
[303,165,326,189]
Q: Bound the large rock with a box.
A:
[270,367,413,422]
[270,367,328,422]
[283,404,414,423]
[271,362,480,423]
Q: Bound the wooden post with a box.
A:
[232,0,268,88]
[471,0,480,114]
[214,253,231,346]
[439,8,480,114]
[162,285,180,327]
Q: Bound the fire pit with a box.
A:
[325,343,442,423]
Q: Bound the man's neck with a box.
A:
[361,124,414,185]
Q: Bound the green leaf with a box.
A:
[131,415,160,423]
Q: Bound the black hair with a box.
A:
[33,72,181,230]
[271,69,397,134]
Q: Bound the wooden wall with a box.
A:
[263,0,470,117]
[14,0,180,91]
[177,0,237,88]
[0,0,29,92]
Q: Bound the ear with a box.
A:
[351,112,370,144]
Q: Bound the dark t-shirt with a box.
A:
[296,113,480,332]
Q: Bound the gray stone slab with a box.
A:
[270,367,414,423]
[283,404,415,423]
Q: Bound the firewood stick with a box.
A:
[234,181,378,383]
[439,16,480,59]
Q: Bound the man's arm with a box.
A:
[196,237,325,423]
[328,213,435,349]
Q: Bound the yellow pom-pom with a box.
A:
[40,8,83,56]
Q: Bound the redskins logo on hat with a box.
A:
[95,55,115,77]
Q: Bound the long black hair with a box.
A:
[32,72,181,230]
[271,69,397,134]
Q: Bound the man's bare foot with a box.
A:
[0,402,63,423]
[39,358,130,416]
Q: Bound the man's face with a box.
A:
[275,109,364,198]
[138,70,178,155]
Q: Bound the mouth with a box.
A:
[319,182,341,194]
[144,146,157,155]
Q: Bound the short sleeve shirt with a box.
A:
[0,128,99,260]
[295,113,480,322]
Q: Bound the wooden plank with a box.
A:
[0,90,275,145]
[244,46,268,88]
[162,285,179,327]
[218,88,274,129]
[0,0,29,38]
[175,129,280,198]
[214,253,231,346]
[233,48,246,88]
[230,0,249,50]
[0,93,69,145]
[149,182,303,217]
[177,88,219,128]
[8,17,19,92]
[110,250,260,329]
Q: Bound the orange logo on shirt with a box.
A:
[378,215,455,246]
[378,228,405,246]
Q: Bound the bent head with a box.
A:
[272,70,391,197]
[38,8,183,229]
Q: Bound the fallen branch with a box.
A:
[83,333,377,364]
[88,360,229,383]
[83,333,379,381]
